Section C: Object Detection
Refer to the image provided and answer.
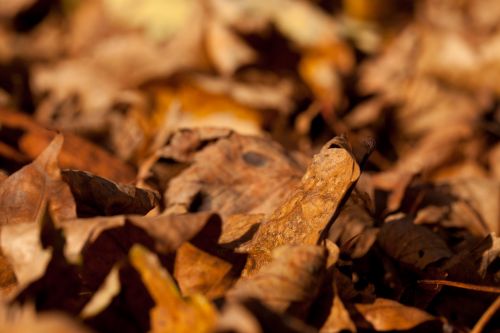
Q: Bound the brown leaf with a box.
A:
[241,137,360,274]
[174,242,240,299]
[61,170,158,217]
[206,20,257,76]
[0,109,135,183]
[0,302,94,333]
[20,130,136,184]
[160,129,304,217]
[448,178,500,235]
[0,134,76,225]
[328,188,378,259]
[227,245,327,317]
[355,298,438,331]
[377,216,452,271]
[173,215,246,299]
[216,300,317,333]
[130,244,217,333]
[320,294,356,333]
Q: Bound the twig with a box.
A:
[471,296,500,333]
[418,280,500,294]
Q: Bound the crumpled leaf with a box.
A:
[355,298,438,331]
[328,188,378,258]
[377,216,452,271]
[240,136,360,274]
[0,134,76,225]
[227,245,326,317]
[130,244,217,333]
[61,170,159,217]
[157,129,305,217]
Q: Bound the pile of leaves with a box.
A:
[1,0,500,332]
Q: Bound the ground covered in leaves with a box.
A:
[0,0,500,332]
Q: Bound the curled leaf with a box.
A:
[241,137,360,274]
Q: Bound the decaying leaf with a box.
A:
[130,244,217,333]
[2,1,500,332]
[228,245,326,317]
[377,216,452,271]
[0,134,76,225]
[240,137,360,274]
[355,298,438,331]
[160,129,305,217]
[328,188,378,258]
[61,170,158,217]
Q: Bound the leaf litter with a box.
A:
[1,0,500,332]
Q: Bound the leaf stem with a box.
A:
[417,280,500,294]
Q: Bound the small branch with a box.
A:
[418,280,500,294]
[471,296,500,333]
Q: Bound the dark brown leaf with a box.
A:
[61,170,159,217]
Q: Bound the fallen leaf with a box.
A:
[355,298,438,331]
[61,170,158,217]
[216,299,317,333]
[377,216,452,271]
[328,188,378,259]
[130,244,217,333]
[160,129,304,217]
[0,109,136,183]
[0,302,94,333]
[320,294,356,333]
[240,136,360,274]
[0,134,76,225]
[206,20,257,76]
[228,245,326,317]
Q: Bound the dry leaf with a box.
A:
[130,244,217,333]
[228,245,326,317]
[0,109,135,183]
[216,300,316,333]
[328,188,378,259]
[0,302,94,333]
[61,170,158,217]
[161,129,304,217]
[320,294,356,333]
[206,21,257,76]
[355,298,438,331]
[240,137,360,274]
[0,134,76,225]
[377,216,452,271]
